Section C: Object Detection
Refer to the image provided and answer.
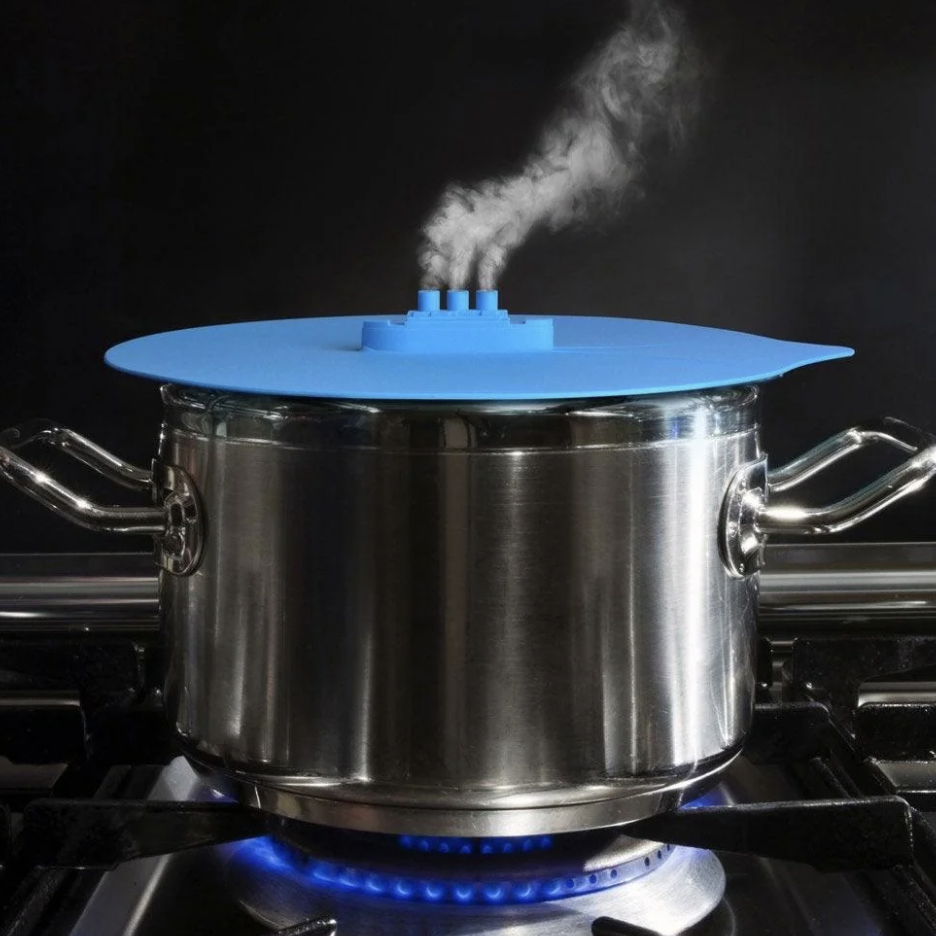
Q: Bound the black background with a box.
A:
[3,0,936,552]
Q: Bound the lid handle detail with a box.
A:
[361,291,554,354]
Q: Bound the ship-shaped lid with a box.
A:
[105,290,853,401]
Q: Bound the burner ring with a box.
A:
[226,835,725,936]
[258,822,673,906]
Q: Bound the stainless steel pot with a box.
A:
[2,385,935,836]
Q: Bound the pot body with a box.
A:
[158,384,761,835]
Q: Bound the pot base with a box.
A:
[187,746,740,837]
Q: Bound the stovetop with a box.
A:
[24,755,900,936]
[2,544,936,936]
[47,756,916,936]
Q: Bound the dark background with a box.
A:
[3,0,936,552]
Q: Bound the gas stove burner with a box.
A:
[264,825,672,906]
[226,824,725,935]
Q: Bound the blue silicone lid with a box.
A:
[105,289,854,401]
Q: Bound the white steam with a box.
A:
[419,0,701,290]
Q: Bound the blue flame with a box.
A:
[682,786,729,809]
[238,836,674,907]
[397,835,553,855]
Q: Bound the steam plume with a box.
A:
[419,0,701,290]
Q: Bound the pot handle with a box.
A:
[721,417,936,577]
[0,419,202,575]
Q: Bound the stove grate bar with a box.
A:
[745,701,833,763]
[626,796,915,872]
[855,702,936,760]
[787,636,936,730]
[19,799,266,870]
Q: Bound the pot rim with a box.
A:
[160,383,761,449]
